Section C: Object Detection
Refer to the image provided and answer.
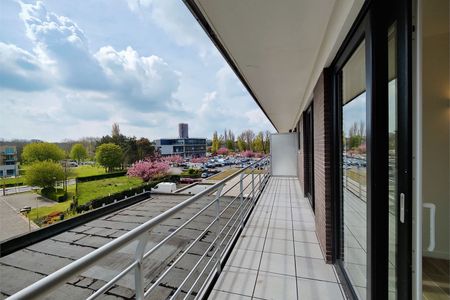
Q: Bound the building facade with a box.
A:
[178,123,189,139]
[185,0,449,299]
[0,146,19,177]
[154,138,207,158]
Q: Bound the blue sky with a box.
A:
[0,0,273,142]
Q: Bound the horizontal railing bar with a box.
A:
[193,174,270,299]
[9,158,269,300]
[181,173,272,299]
[153,176,260,299]
[173,188,256,300]
[189,191,259,299]
[87,261,138,300]
[143,214,219,297]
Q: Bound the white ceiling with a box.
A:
[192,0,364,132]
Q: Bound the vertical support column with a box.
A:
[134,234,149,300]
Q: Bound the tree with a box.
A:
[95,143,123,172]
[136,138,155,160]
[263,131,271,154]
[236,135,247,151]
[70,143,88,164]
[211,131,221,153]
[253,132,264,153]
[127,160,169,182]
[242,130,255,151]
[22,142,65,163]
[25,161,64,191]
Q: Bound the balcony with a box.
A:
[0,155,342,300]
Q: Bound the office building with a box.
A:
[155,138,206,158]
[178,123,189,139]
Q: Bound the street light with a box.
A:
[20,206,32,232]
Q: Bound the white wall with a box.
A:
[270,133,298,176]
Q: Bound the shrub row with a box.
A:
[76,171,127,183]
[75,175,177,213]
[3,182,25,188]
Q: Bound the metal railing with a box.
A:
[8,157,271,300]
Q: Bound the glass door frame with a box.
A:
[303,103,315,211]
[329,0,412,299]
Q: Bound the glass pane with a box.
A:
[421,1,449,299]
[388,23,397,300]
[341,41,367,300]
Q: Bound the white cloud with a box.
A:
[94,46,181,110]
[126,0,217,60]
[0,42,50,91]
[18,0,107,90]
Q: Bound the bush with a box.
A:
[25,161,65,190]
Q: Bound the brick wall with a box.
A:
[313,69,333,263]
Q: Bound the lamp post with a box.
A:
[20,206,31,232]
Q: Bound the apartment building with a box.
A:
[0,146,19,177]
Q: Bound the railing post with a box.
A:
[134,235,149,300]
[239,173,244,229]
[251,169,255,203]
[215,184,224,274]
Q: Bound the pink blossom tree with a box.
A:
[127,160,170,182]
[163,155,183,164]
[240,150,255,158]
[191,157,208,163]
[216,147,229,155]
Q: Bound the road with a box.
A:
[1,179,76,196]
[0,192,56,241]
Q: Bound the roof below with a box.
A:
[0,194,235,299]
[185,0,364,132]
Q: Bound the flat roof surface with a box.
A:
[0,193,239,299]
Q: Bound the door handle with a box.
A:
[423,203,436,252]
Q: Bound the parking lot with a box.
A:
[0,192,56,241]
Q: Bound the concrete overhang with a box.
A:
[184,0,364,132]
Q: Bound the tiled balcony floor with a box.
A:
[208,176,347,300]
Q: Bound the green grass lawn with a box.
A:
[71,165,106,178]
[208,168,240,180]
[1,177,25,186]
[28,201,72,222]
[28,176,142,224]
[76,176,143,205]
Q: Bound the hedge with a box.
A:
[76,171,127,183]
[75,175,178,213]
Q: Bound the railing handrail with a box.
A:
[8,157,269,300]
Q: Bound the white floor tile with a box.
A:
[297,278,344,299]
[266,227,293,241]
[225,248,261,270]
[293,230,319,243]
[259,252,296,276]
[263,237,295,256]
[214,266,258,297]
[295,256,337,282]
[235,235,265,252]
[292,221,316,232]
[253,271,297,300]
[208,290,251,300]
[294,241,324,259]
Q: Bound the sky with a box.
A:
[0,0,274,142]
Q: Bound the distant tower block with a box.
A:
[178,123,189,138]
